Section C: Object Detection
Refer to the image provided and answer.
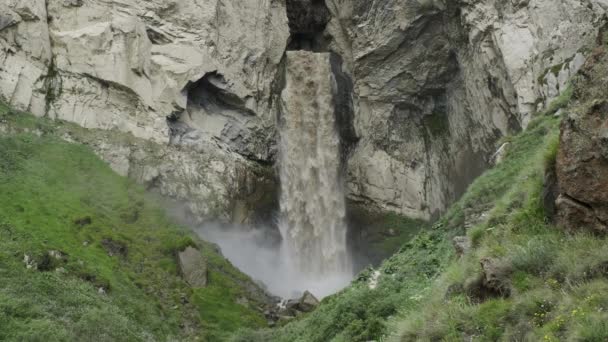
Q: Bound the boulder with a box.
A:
[480,258,511,297]
[280,290,320,317]
[177,247,208,288]
[298,291,320,312]
[465,257,511,302]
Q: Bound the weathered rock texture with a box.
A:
[1,0,607,222]
[327,0,607,219]
[1,0,287,221]
[178,246,208,288]
[555,39,608,233]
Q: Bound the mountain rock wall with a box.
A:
[327,0,607,219]
[1,0,288,221]
[554,35,608,233]
[1,0,606,222]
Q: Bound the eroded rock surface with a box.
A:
[1,0,607,223]
[178,246,208,288]
[328,0,607,220]
[555,41,608,233]
[0,0,287,222]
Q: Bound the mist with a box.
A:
[192,222,354,299]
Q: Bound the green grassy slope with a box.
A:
[235,109,563,342]
[239,44,608,342]
[390,43,608,342]
[0,104,267,341]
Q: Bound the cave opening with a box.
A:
[285,0,331,51]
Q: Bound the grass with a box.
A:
[392,132,605,340]
[235,92,595,341]
[2,42,606,341]
[349,208,429,263]
[232,217,452,341]
[0,103,267,341]
[386,46,608,341]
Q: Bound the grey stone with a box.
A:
[0,0,606,224]
[178,247,208,288]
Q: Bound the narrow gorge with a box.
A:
[2,0,608,341]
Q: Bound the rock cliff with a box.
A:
[1,0,606,222]
[1,0,288,221]
[554,33,608,233]
[328,0,607,219]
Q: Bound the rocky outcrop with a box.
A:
[1,0,287,222]
[266,290,320,323]
[2,0,607,224]
[178,246,208,288]
[554,41,608,233]
[287,290,320,313]
[465,257,511,302]
[328,0,607,220]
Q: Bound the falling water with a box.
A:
[277,51,353,295]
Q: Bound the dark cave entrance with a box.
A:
[285,0,332,51]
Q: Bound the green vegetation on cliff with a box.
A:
[238,45,608,341]
[3,43,608,342]
[0,104,267,341]
[236,109,565,342]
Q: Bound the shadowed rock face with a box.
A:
[286,0,330,35]
[286,0,331,50]
[330,53,359,163]
[555,43,608,233]
[328,0,607,220]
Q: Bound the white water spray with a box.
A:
[277,51,353,295]
[191,51,355,299]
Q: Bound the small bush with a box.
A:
[567,314,608,342]
[510,236,558,275]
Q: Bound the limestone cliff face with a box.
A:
[1,0,606,222]
[327,0,607,219]
[1,0,288,221]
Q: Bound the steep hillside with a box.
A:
[235,41,608,342]
[0,103,270,341]
[391,40,608,342]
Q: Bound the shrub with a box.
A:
[510,236,558,275]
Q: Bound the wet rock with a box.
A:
[285,291,320,314]
[177,247,208,288]
[298,291,320,312]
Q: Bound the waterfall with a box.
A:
[277,51,353,296]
